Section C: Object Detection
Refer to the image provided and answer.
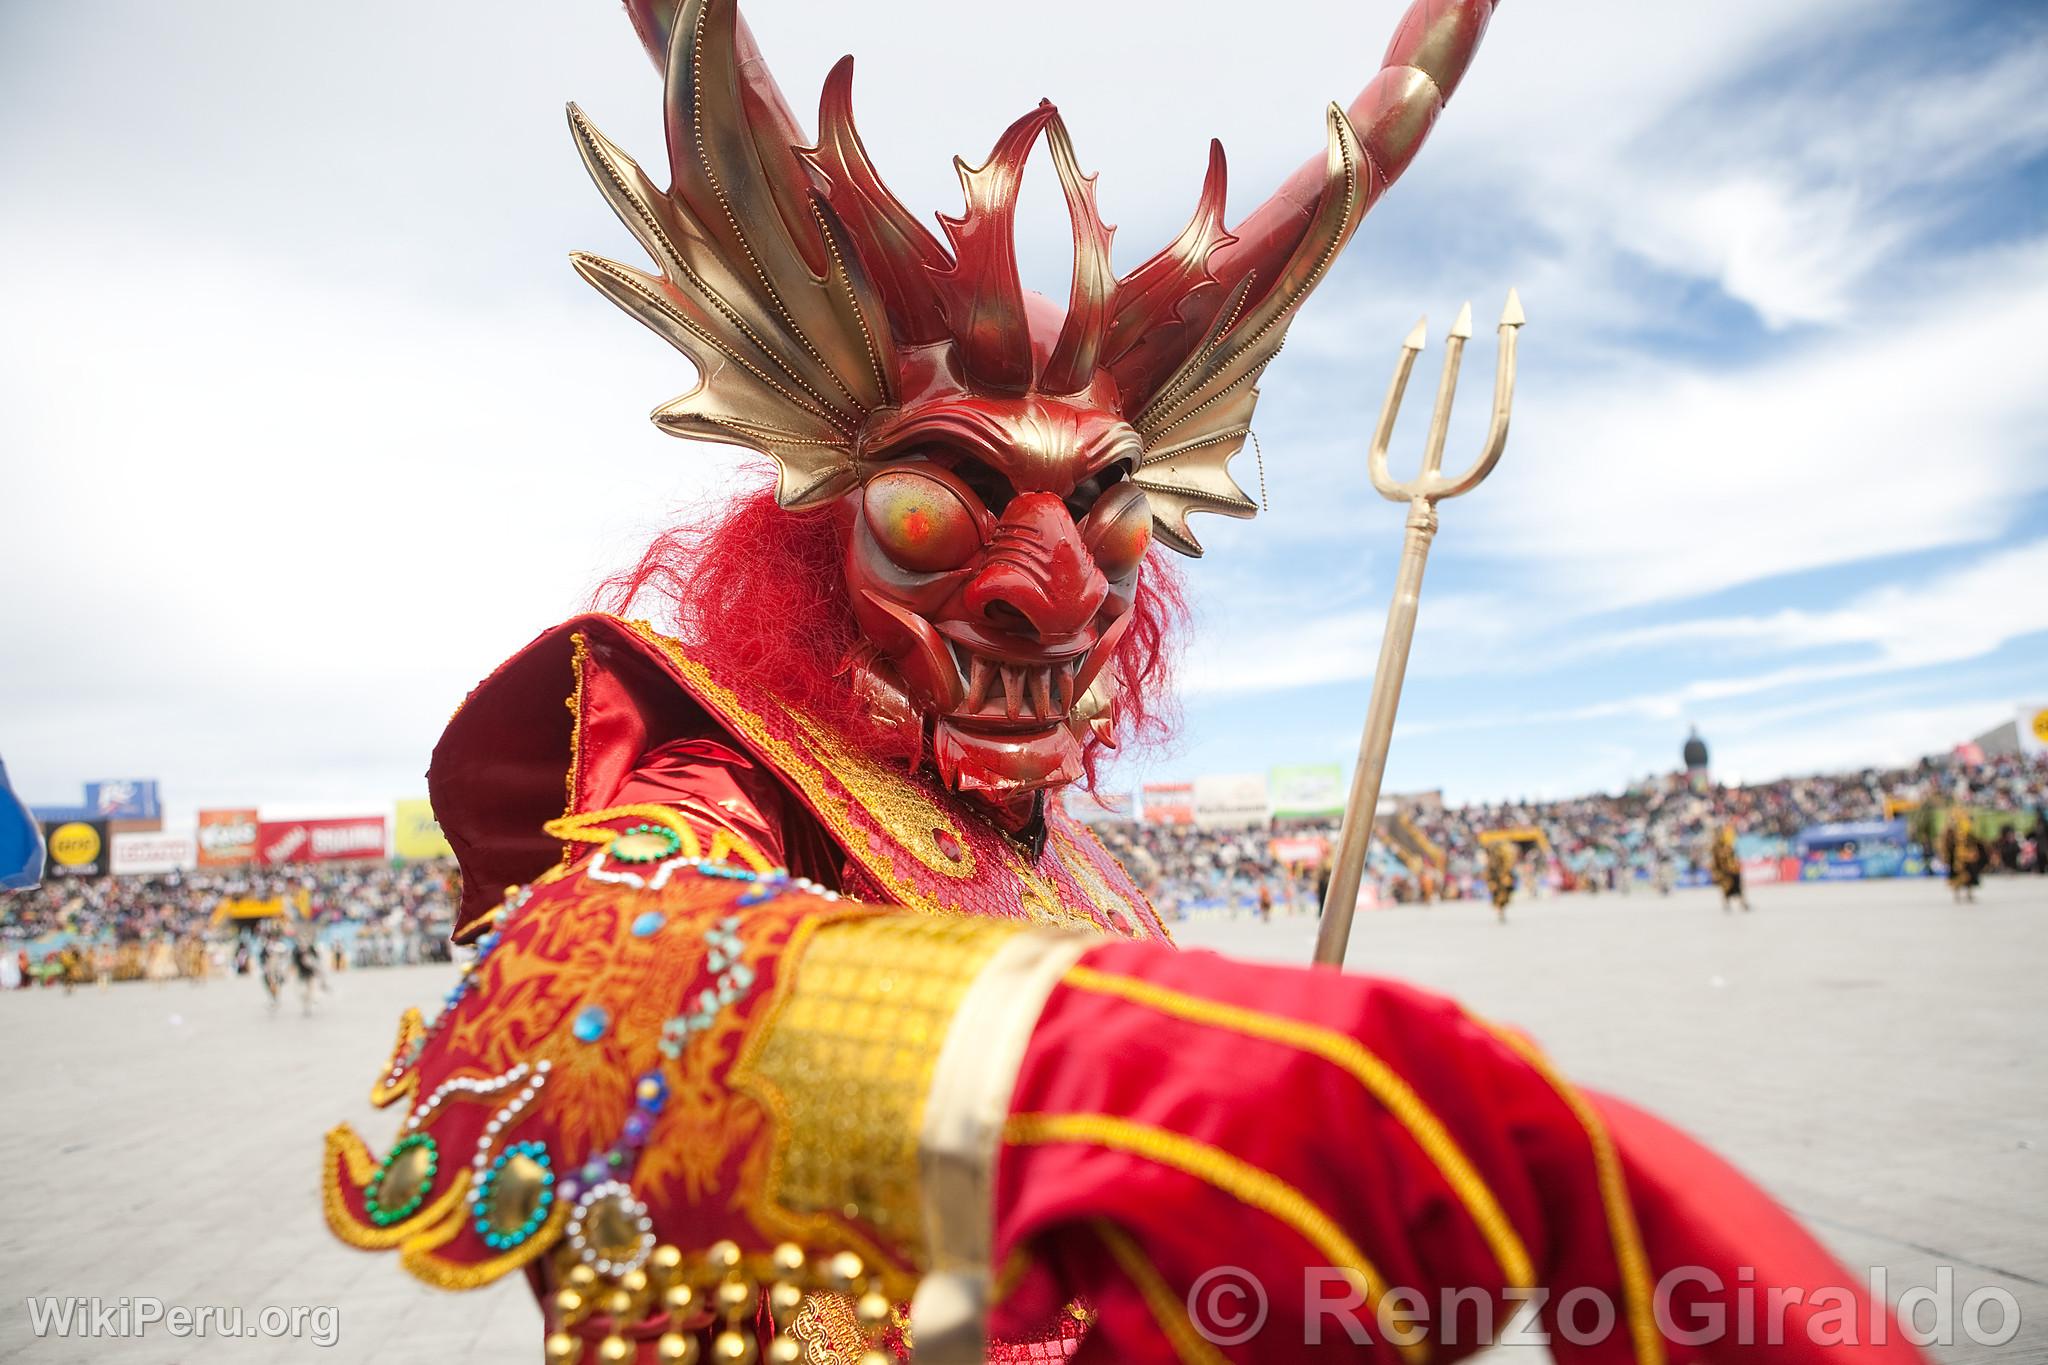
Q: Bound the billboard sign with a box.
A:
[1269,764,1344,821]
[197,809,261,867]
[1062,790,1132,826]
[86,780,162,821]
[2021,703,2048,758]
[1194,772,1270,829]
[1270,834,1331,866]
[1141,782,1195,826]
[258,816,387,865]
[41,820,110,879]
[111,832,197,877]
[393,798,454,860]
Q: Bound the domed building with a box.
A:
[1683,726,1710,789]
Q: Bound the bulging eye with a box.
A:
[1080,482,1151,578]
[862,468,983,572]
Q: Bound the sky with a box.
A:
[2,0,2044,827]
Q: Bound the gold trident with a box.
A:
[1313,289,1525,968]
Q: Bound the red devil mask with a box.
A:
[574,0,1499,828]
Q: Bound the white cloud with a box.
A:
[2,0,2041,821]
[1460,237,2048,609]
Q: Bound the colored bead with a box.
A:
[631,910,666,938]
[609,823,682,864]
[365,1133,438,1227]
[572,1004,611,1043]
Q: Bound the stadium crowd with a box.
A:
[0,861,457,983]
[1103,751,2048,919]
[5,753,2045,973]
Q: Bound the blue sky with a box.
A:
[1,0,2043,822]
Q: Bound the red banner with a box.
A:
[197,808,261,867]
[258,817,387,865]
[1141,782,1196,826]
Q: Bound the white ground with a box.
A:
[0,876,2041,1364]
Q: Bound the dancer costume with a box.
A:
[324,3,1925,1362]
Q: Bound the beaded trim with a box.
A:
[466,1062,551,1188]
[473,1141,556,1251]
[405,1062,534,1134]
[566,1180,656,1276]
[364,1134,439,1227]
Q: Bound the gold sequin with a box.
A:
[733,915,1025,1277]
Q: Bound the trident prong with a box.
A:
[1315,289,1525,969]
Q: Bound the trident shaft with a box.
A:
[1312,290,1524,968]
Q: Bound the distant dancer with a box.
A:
[1940,814,1985,904]
[1711,825,1751,912]
[1484,841,1516,923]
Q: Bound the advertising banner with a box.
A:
[85,780,162,821]
[41,819,110,879]
[393,798,454,860]
[1740,855,1801,886]
[197,808,261,867]
[1269,834,1331,866]
[2021,703,2048,758]
[1193,772,1270,829]
[1798,848,1918,881]
[1269,764,1345,821]
[110,832,197,877]
[258,816,387,865]
[1062,790,1132,825]
[1793,819,1907,855]
[1141,782,1195,826]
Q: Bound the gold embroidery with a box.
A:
[1004,1112,1425,1365]
[1063,965,1533,1292]
[322,1124,475,1251]
[369,1008,427,1107]
[1485,1024,1666,1365]
[1074,819,1173,944]
[398,1194,571,1290]
[562,629,592,869]
[544,803,707,860]
[1095,1220,1229,1365]
[787,711,975,882]
[1049,825,1150,939]
[732,915,1025,1287]
[789,1291,867,1364]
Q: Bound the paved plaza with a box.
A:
[0,876,2041,1363]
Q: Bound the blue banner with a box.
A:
[85,779,161,821]
[1,758,45,889]
[1794,819,1906,855]
[1798,846,1924,881]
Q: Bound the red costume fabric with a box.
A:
[996,942,1926,1365]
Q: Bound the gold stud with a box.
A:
[598,1336,631,1364]
[712,1330,758,1364]
[555,1288,586,1321]
[544,1332,578,1364]
[768,1340,803,1364]
[855,1292,891,1331]
[650,1245,685,1280]
[858,1352,891,1365]
[770,1242,805,1276]
[567,1264,599,1290]
[657,1333,700,1364]
[663,1283,697,1316]
[621,1269,650,1296]
[767,1282,803,1318]
[824,1251,865,1292]
[606,1289,634,1318]
[707,1239,743,1272]
[715,1278,754,1317]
